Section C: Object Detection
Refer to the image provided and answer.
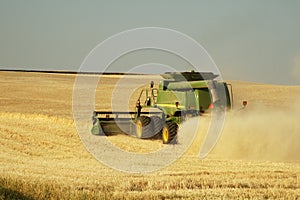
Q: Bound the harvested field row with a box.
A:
[0,72,299,199]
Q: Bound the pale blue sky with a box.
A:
[0,0,300,85]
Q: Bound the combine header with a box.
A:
[92,71,232,144]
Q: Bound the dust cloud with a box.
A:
[210,100,300,162]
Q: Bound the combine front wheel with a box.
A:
[136,116,152,139]
[162,121,178,144]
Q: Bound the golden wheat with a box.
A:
[0,72,299,199]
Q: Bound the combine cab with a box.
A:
[91,71,232,144]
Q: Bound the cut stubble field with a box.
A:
[0,71,299,199]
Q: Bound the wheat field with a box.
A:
[0,71,299,199]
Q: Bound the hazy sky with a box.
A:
[0,0,300,85]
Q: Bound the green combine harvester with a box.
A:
[91,71,232,144]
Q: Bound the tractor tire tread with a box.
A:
[163,121,178,144]
[151,116,163,136]
[137,116,152,139]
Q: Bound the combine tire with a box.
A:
[150,116,163,137]
[136,116,152,139]
[162,121,178,144]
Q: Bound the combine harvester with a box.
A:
[91,71,232,144]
